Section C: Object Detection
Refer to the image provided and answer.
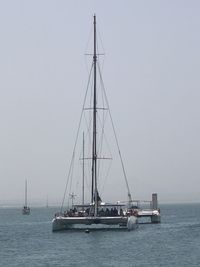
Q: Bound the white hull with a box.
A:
[52,215,137,231]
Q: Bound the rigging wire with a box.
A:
[97,26,106,72]
[96,111,113,187]
[100,158,113,196]
[97,63,133,203]
[84,23,93,75]
[60,63,94,212]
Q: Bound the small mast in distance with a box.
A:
[22,179,30,215]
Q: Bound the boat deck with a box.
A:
[136,209,161,223]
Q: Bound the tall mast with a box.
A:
[91,14,98,216]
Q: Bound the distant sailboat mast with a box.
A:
[46,195,49,208]
[25,179,28,208]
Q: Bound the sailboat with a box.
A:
[22,179,30,215]
[52,15,137,231]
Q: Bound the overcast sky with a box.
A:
[0,0,200,206]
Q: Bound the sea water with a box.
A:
[0,204,200,266]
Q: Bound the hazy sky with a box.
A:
[0,0,200,206]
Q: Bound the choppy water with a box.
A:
[0,204,200,266]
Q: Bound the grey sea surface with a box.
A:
[0,204,200,266]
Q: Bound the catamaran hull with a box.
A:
[52,216,137,231]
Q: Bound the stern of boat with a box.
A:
[52,217,66,231]
[127,215,138,230]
